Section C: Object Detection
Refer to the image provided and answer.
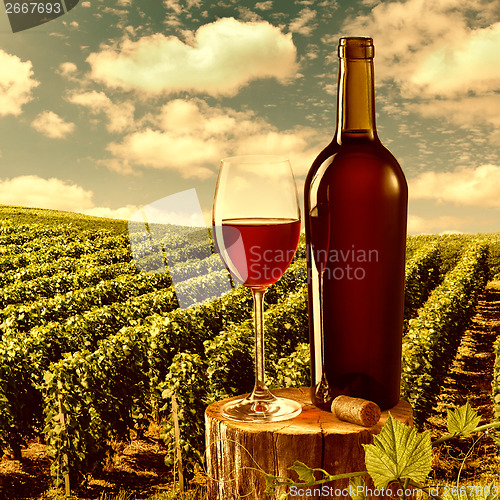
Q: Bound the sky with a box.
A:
[0,0,499,235]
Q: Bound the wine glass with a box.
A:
[212,155,302,422]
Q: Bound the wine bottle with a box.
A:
[304,37,408,411]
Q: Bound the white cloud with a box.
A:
[0,174,142,221]
[0,176,93,211]
[0,50,39,117]
[58,62,78,77]
[234,130,319,177]
[106,128,218,179]
[163,0,201,14]
[289,8,317,36]
[31,111,75,139]
[163,0,182,14]
[408,23,500,97]
[63,20,79,29]
[67,90,135,133]
[341,0,500,98]
[83,205,139,220]
[340,0,500,145]
[407,95,500,132]
[409,164,500,208]
[86,17,298,96]
[255,1,273,10]
[407,214,474,235]
[104,98,324,179]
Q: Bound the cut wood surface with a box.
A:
[205,387,413,500]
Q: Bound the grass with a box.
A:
[97,487,206,500]
[38,488,207,500]
[39,486,208,500]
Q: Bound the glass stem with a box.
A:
[251,288,273,400]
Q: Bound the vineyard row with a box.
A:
[41,241,490,483]
[0,224,494,487]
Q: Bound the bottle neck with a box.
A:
[335,56,378,143]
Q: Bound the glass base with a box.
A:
[221,393,302,423]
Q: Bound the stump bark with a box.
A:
[205,387,413,500]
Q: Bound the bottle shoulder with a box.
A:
[322,137,397,159]
[304,138,407,203]
[306,138,403,180]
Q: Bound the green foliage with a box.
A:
[2,272,171,332]
[446,401,481,438]
[265,256,307,305]
[204,318,254,402]
[43,326,151,485]
[204,283,309,403]
[288,461,320,483]
[0,204,129,234]
[348,476,367,500]
[403,240,441,331]
[1,212,499,494]
[264,402,500,499]
[159,352,208,471]
[268,342,310,389]
[363,413,432,488]
[401,239,490,425]
[0,332,46,458]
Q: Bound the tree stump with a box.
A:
[205,387,413,500]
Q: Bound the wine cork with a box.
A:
[331,395,381,427]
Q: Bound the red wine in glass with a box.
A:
[218,217,300,288]
[212,155,302,423]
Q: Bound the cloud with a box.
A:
[83,205,139,220]
[31,111,75,139]
[86,17,298,96]
[0,176,94,211]
[289,8,317,36]
[106,128,218,179]
[0,175,142,221]
[407,214,474,235]
[64,20,79,30]
[58,62,78,77]
[0,50,39,117]
[255,1,273,10]
[409,164,500,208]
[103,98,324,179]
[408,23,500,98]
[67,90,135,133]
[407,95,500,134]
[164,0,201,13]
[341,0,500,98]
[340,0,500,144]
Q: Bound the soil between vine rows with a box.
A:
[425,280,500,485]
[1,283,499,499]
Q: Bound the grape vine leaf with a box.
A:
[363,413,432,489]
[446,401,481,437]
[349,476,367,500]
[288,460,318,483]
